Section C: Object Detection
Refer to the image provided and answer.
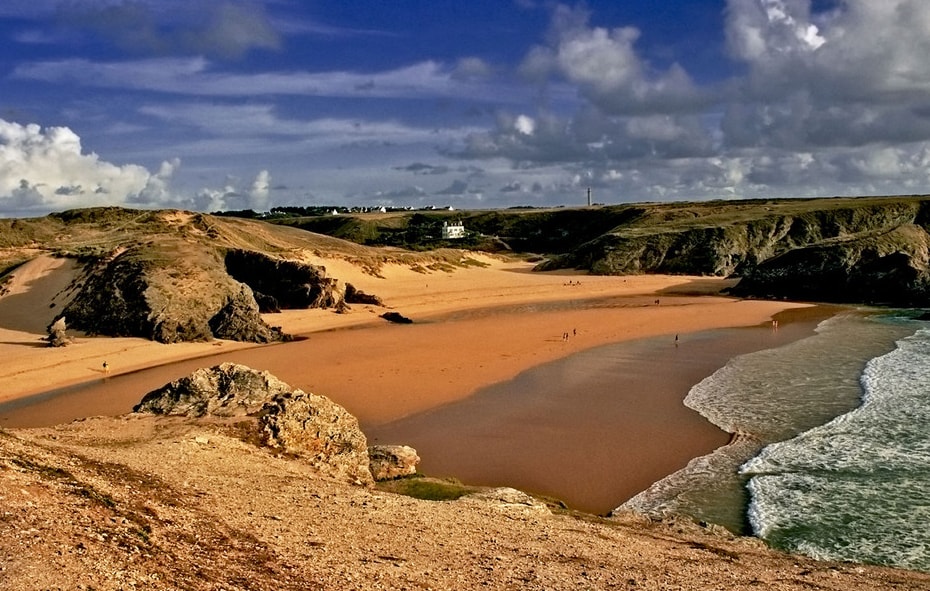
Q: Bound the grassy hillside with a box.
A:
[0,208,491,342]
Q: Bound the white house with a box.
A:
[441,221,466,239]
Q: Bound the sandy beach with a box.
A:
[0,252,822,510]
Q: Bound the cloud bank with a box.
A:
[0,119,273,216]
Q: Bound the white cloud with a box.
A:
[249,169,271,210]
[14,57,524,105]
[520,4,705,115]
[0,119,151,214]
[514,114,536,135]
[0,119,286,215]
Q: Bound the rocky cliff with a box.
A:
[271,196,930,306]
[536,197,930,306]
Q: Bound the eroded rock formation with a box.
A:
[368,445,420,481]
[135,363,374,484]
[224,250,345,312]
[261,391,373,485]
[133,362,293,417]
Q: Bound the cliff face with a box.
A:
[224,249,344,312]
[273,196,930,306]
[537,198,930,305]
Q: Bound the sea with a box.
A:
[620,310,930,572]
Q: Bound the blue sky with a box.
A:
[2,0,930,216]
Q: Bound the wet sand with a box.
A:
[367,312,826,514]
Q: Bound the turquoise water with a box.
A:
[620,311,930,571]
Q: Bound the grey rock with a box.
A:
[45,316,71,347]
[261,392,373,485]
[368,445,420,481]
[209,283,288,343]
[133,362,293,417]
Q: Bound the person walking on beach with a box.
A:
[102,361,110,375]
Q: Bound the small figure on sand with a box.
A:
[772,319,779,330]
[102,361,110,375]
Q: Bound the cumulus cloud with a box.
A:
[0,119,152,214]
[192,170,274,212]
[249,169,271,210]
[448,1,930,202]
[716,0,930,158]
[520,4,705,115]
[0,119,282,216]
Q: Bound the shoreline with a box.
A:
[0,294,819,427]
[0,255,835,516]
[366,305,835,514]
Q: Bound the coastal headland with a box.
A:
[2,204,929,588]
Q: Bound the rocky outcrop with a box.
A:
[260,392,373,485]
[731,224,930,305]
[345,283,383,306]
[368,445,420,481]
[536,198,930,306]
[208,284,289,343]
[224,250,345,312]
[133,362,293,417]
[134,363,373,484]
[60,244,288,344]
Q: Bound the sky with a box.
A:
[3,0,930,217]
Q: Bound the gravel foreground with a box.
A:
[2,415,929,591]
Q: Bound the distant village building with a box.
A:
[441,221,466,240]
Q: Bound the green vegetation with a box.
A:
[375,474,482,501]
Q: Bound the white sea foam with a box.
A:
[624,311,923,556]
[743,323,930,571]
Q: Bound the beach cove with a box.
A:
[0,254,825,514]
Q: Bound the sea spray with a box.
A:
[618,312,915,534]
[742,323,930,572]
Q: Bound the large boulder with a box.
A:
[60,244,288,344]
[133,362,293,417]
[368,445,420,481]
[134,363,374,485]
[261,392,373,485]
